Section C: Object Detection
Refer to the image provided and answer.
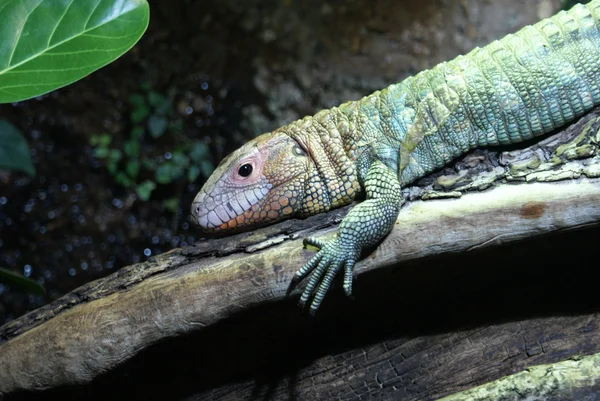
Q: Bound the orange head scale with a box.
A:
[191,130,333,234]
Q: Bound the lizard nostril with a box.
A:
[195,205,201,216]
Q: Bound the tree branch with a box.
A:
[1,110,600,400]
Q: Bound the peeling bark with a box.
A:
[440,352,600,401]
[1,110,600,400]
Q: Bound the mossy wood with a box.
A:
[1,110,600,400]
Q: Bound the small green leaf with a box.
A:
[171,150,189,167]
[155,162,184,184]
[89,133,111,147]
[126,160,139,179]
[200,161,214,177]
[100,134,112,147]
[107,159,119,174]
[189,142,210,163]
[187,165,200,182]
[147,91,170,114]
[135,180,156,201]
[131,104,150,124]
[109,149,123,163]
[129,93,146,108]
[163,197,179,213]
[148,115,168,138]
[155,163,173,184]
[115,171,133,187]
[94,146,110,159]
[0,119,35,175]
[130,126,145,140]
[142,157,157,170]
[0,0,150,103]
[0,266,46,296]
[124,139,140,157]
[170,119,184,133]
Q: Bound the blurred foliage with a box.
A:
[90,86,214,209]
[0,121,45,296]
[0,119,35,176]
[0,0,149,299]
[0,267,46,297]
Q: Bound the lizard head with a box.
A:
[190,131,317,234]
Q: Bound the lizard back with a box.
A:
[320,1,600,185]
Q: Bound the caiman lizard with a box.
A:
[191,1,600,313]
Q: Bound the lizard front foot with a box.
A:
[293,236,358,314]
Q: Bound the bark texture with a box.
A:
[1,110,600,400]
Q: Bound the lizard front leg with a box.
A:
[293,155,404,313]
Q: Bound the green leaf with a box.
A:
[128,93,145,108]
[147,90,170,114]
[147,115,167,138]
[107,159,118,174]
[155,162,183,184]
[109,148,122,163]
[130,125,145,140]
[123,139,140,157]
[187,165,200,182]
[0,0,150,103]
[142,156,156,170]
[94,146,110,158]
[162,197,179,213]
[129,94,150,124]
[0,266,46,296]
[171,150,189,167]
[170,118,184,134]
[115,171,133,187]
[200,160,214,177]
[125,159,139,179]
[0,119,35,175]
[135,179,155,201]
[89,133,112,147]
[154,163,173,184]
[189,142,209,163]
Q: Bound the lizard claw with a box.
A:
[295,236,358,314]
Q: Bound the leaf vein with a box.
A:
[7,1,43,67]
[44,46,131,56]
[0,0,18,17]
[84,0,103,30]
[0,2,146,77]
[47,0,75,47]
[2,61,109,76]
[80,33,137,40]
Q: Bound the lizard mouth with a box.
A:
[190,173,303,233]
[190,184,271,232]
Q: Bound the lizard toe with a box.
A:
[343,259,355,298]
[299,254,330,306]
[303,237,327,249]
[309,259,344,314]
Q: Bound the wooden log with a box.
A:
[1,109,600,400]
[440,352,600,400]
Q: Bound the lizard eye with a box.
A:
[293,144,306,157]
[237,163,253,177]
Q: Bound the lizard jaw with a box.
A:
[190,178,273,232]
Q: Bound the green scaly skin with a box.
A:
[191,1,600,313]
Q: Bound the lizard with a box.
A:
[190,1,600,314]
